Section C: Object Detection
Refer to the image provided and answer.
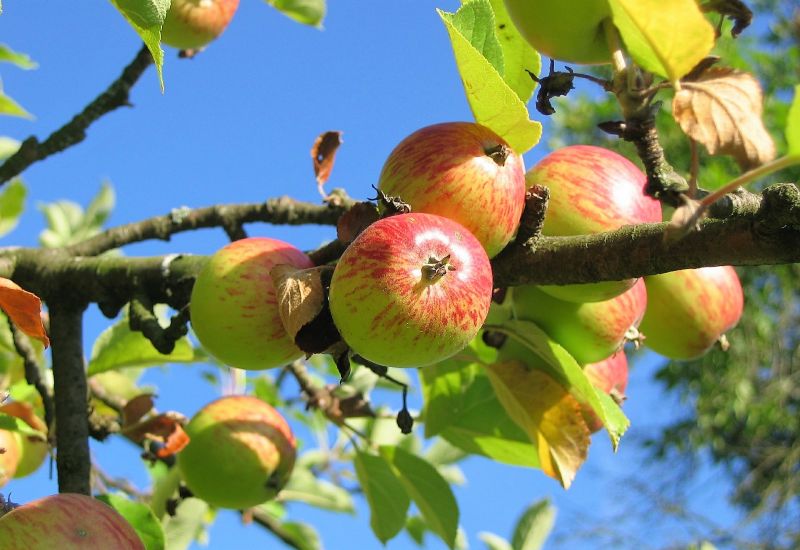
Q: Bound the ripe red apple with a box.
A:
[503,0,612,65]
[526,145,662,302]
[177,395,296,509]
[0,429,20,487]
[513,278,647,364]
[639,266,744,360]
[0,402,48,478]
[377,122,526,258]
[581,352,629,433]
[190,237,314,370]
[328,213,493,367]
[161,0,240,50]
[0,493,145,549]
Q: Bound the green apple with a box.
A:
[190,237,314,370]
[177,395,296,509]
[0,493,145,549]
[503,0,612,64]
[639,266,744,360]
[161,0,240,50]
[513,278,647,364]
[0,402,48,478]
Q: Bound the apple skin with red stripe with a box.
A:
[526,145,662,302]
[582,352,629,433]
[328,213,493,367]
[378,122,526,259]
[640,266,744,360]
[0,493,145,549]
[161,0,240,50]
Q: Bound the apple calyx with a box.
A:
[484,143,510,166]
[371,185,411,215]
[421,254,456,282]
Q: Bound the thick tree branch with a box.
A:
[0,45,153,186]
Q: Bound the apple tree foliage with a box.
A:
[0,1,799,549]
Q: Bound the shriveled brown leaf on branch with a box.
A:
[673,67,775,169]
[311,130,343,199]
[271,264,327,341]
[0,277,49,348]
[120,410,189,459]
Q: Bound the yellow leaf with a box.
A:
[609,0,715,85]
[485,360,589,488]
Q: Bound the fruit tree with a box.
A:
[0,1,798,548]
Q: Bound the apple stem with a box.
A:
[421,255,456,281]
[484,144,510,166]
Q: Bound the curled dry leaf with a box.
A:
[701,0,753,38]
[120,411,189,458]
[271,264,327,341]
[337,202,380,244]
[0,277,49,348]
[311,130,343,199]
[485,360,590,489]
[121,394,155,427]
[664,196,707,242]
[673,67,776,169]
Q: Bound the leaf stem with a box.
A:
[699,155,800,208]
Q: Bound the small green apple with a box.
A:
[177,395,296,509]
[161,0,240,50]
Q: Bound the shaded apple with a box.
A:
[0,493,145,549]
[0,402,48,478]
[513,278,647,364]
[0,429,20,488]
[161,0,240,50]
[581,352,629,433]
[526,145,662,302]
[639,266,744,360]
[190,237,314,370]
[377,122,526,258]
[328,213,493,367]
[177,395,296,509]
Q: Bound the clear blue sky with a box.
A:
[0,2,750,548]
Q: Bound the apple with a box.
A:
[503,0,612,65]
[177,395,296,509]
[639,266,744,360]
[513,278,647,364]
[0,493,145,549]
[190,237,314,370]
[0,429,20,488]
[526,145,662,302]
[377,122,526,258]
[0,402,48,478]
[328,213,493,367]
[161,0,240,50]
[581,352,628,432]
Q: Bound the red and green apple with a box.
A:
[161,0,240,50]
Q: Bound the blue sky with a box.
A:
[0,2,751,548]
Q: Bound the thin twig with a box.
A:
[9,324,55,437]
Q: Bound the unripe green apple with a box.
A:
[190,237,314,370]
[328,213,493,367]
[177,395,296,509]
[503,0,612,65]
[582,352,628,433]
[639,266,744,360]
[526,145,662,302]
[0,493,145,549]
[0,402,48,478]
[513,278,647,364]
[377,122,526,258]
[161,0,240,50]
[0,429,20,487]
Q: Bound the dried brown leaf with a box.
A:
[311,131,343,198]
[121,394,155,428]
[0,278,49,348]
[121,411,189,458]
[664,196,707,242]
[271,264,326,342]
[336,202,379,244]
[673,67,776,169]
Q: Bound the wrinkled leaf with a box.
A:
[120,411,189,458]
[271,264,326,341]
[0,278,48,347]
[278,467,355,513]
[311,130,342,197]
[97,493,165,550]
[439,4,541,153]
[0,45,36,69]
[109,0,167,90]
[265,0,326,27]
[488,0,540,103]
[0,179,26,238]
[673,67,776,169]
[354,450,410,544]
[381,446,459,549]
[486,361,590,488]
[609,0,714,85]
[787,84,800,157]
[0,91,32,119]
[511,499,556,550]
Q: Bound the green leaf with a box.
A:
[96,493,165,550]
[278,467,355,513]
[786,84,800,157]
[439,4,541,153]
[353,450,410,544]
[497,320,629,448]
[109,0,167,91]
[275,521,322,550]
[487,0,540,102]
[0,179,26,238]
[0,45,37,69]
[406,515,427,546]
[510,499,556,550]
[87,310,199,376]
[424,437,468,466]
[0,137,19,161]
[479,532,513,550]
[448,0,504,75]
[420,355,538,467]
[84,181,116,230]
[608,0,714,85]
[264,0,326,28]
[161,497,208,550]
[0,91,32,119]
[380,446,459,549]
[0,412,44,438]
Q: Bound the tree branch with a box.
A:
[0,44,153,186]
[9,324,55,436]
